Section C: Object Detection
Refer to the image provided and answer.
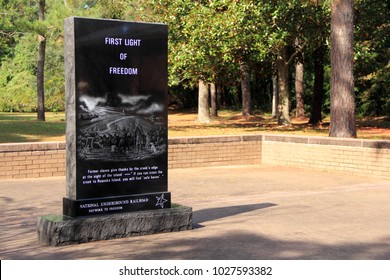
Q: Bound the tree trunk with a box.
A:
[210,82,218,117]
[219,84,226,108]
[276,48,291,125]
[329,0,356,137]
[308,45,325,125]
[295,60,305,118]
[37,0,46,121]
[240,60,252,116]
[197,79,210,123]
[272,75,278,118]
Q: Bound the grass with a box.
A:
[0,110,389,144]
[0,112,66,143]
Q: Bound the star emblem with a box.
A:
[155,193,168,208]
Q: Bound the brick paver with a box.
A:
[1,165,389,259]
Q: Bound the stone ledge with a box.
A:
[0,141,66,152]
[362,140,390,149]
[264,134,309,144]
[1,135,389,152]
[37,205,192,246]
[263,134,390,149]
[169,135,241,145]
[168,135,263,145]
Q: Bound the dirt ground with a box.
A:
[168,110,390,140]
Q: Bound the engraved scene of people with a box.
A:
[76,87,167,162]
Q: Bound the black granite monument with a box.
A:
[37,17,191,246]
[63,17,170,217]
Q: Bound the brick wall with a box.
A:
[168,135,262,169]
[262,135,390,178]
[1,135,389,179]
[0,142,66,179]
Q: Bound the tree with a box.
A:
[197,79,210,122]
[136,1,212,121]
[271,74,278,118]
[240,60,252,116]
[0,0,103,113]
[135,0,388,125]
[308,45,326,124]
[96,0,135,20]
[295,59,305,118]
[354,0,390,116]
[0,0,40,112]
[0,0,17,64]
[138,1,277,113]
[294,38,305,118]
[36,0,46,121]
[210,82,217,117]
[262,1,310,124]
[329,0,356,137]
[274,43,304,125]
[276,47,291,124]
[302,1,329,125]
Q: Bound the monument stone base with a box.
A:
[37,205,192,246]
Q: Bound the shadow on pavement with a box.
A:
[193,203,277,227]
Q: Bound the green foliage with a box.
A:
[0,0,103,112]
[354,0,390,116]
[137,0,333,111]
[96,0,136,20]
[0,0,17,62]
[358,64,390,117]
[168,85,197,109]
[0,33,36,112]
[0,0,388,116]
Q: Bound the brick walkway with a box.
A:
[1,165,389,259]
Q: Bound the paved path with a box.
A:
[1,165,389,259]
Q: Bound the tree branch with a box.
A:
[287,41,307,65]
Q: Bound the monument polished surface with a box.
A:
[64,17,170,217]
